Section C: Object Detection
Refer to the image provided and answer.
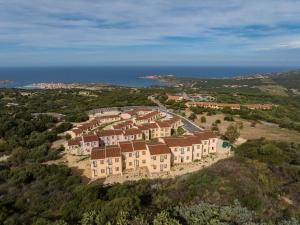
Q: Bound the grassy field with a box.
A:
[192,112,300,144]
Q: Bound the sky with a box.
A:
[0,0,300,67]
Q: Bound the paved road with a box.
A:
[148,96,203,133]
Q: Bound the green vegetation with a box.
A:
[0,88,300,224]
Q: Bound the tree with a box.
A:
[189,113,196,121]
[200,116,206,123]
[225,124,240,143]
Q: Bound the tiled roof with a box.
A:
[138,123,159,130]
[136,111,160,121]
[82,135,99,142]
[193,131,217,139]
[156,121,171,128]
[96,115,120,121]
[147,144,171,155]
[113,121,133,129]
[106,146,121,158]
[68,138,81,146]
[91,147,105,160]
[132,140,146,151]
[96,129,123,137]
[124,128,142,136]
[163,137,191,147]
[119,141,134,152]
[91,146,121,159]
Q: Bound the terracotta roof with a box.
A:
[193,131,217,140]
[147,144,171,155]
[138,123,159,130]
[185,136,203,145]
[82,135,99,143]
[68,138,81,146]
[156,121,171,128]
[136,111,160,121]
[124,128,142,136]
[119,141,134,152]
[96,129,123,137]
[163,137,191,147]
[106,146,121,158]
[96,115,120,121]
[91,148,105,160]
[132,140,146,151]
[91,146,121,159]
[113,121,133,129]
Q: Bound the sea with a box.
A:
[0,66,297,88]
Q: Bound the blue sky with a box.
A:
[0,0,300,67]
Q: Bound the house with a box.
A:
[186,101,241,110]
[123,128,143,141]
[81,135,99,155]
[91,146,122,178]
[119,140,149,170]
[96,129,124,146]
[167,94,183,102]
[147,144,171,173]
[67,138,81,155]
[134,110,161,124]
[95,115,121,124]
[137,123,160,140]
[156,121,172,137]
[244,104,273,110]
[113,121,134,130]
[69,128,83,138]
[193,131,218,155]
[162,137,193,164]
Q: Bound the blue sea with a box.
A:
[0,66,297,88]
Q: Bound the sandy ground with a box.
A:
[192,112,300,144]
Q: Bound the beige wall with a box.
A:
[148,154,171,173]
[91,156,122,178]
[192,144,202,160]
[170,146,193,164]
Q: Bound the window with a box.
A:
[186,156,189,160]
[181,148,184,154]
[115,158,119,162]
[197,145,200,149]
[153,165,157,169]
[187,147,190,151]
[164,155,167,159]
[212,147,214,150]
[212,139,215,143]
[108,168,112,174]
[197,153,199,157]
[142,151,146,155]
[142,160,146,164]
[174,148,177,152]
[93,161,97,167]
[93,169,98,176]
[101,169,105,173]
[152,156,156,160]
[129,153,132,157]
[136,152,139,158]
[204,141,207,145]
[164,164,167,168]
[107,158,112,165]
[115,167,119,171]
[160,155,164,162]
[100,160,104,164]
[129,162,132,166]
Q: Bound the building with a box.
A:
[147,144,172,173]
[167,94,183,102]
[186,101,241,110]
[96,129,124,146]
[244,104,273,110]
[123,128,143,141]
[134,110,161,124]
[81,135,99,155]
[162,137,193,164]
[91,146,122,178]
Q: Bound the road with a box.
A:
[148,96,203,133]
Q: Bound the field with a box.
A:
[192,111,300,144]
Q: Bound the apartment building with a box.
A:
[123,128,143,141]
[134,110,161,124]
[156,121,172,137]
[119,140,149,170]
[67,138,81,155]
[113,121,134,130]
[95,115,121,124]
[186,101,241,110]
[96,129,124,146]
[137,123,160,140]
[162,137,193,164]
[81,135,99,155]
[193,131,218,154]
[147,144,172,173]
[91,146,122,178]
